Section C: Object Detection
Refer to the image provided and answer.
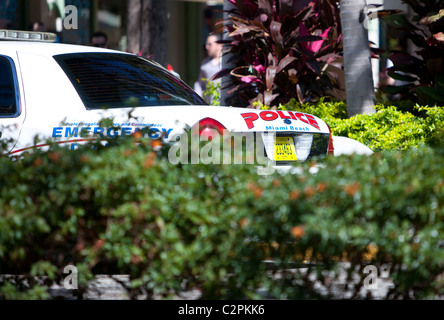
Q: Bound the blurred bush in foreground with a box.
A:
[0,127,443,300]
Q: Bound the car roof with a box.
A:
[0,41,131,57]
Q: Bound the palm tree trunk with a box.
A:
[339,0,376,117]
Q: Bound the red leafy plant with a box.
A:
[213,0,344,108]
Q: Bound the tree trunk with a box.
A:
[220,0,236,107]
[339,0,376,117]
[221,0,251,107]
[127,0,168,67]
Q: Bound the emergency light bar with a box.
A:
[0,29,57,42]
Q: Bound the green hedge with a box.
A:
[278,99,444,152]
[1,132,444,299]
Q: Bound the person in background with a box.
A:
[90,31,108,48]
[31,21,46,32]
[194,33,223,104]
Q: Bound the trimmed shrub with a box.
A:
[278,99,444,151]
[1,130,444,300]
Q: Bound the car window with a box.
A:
[54,53,207,110]
[0,56,17,117]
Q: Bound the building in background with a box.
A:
[0,0,223,87]
[0,0,409,94]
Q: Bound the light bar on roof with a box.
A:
[0,29,57,43]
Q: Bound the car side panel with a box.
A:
[11,50,89,153]
[0,50,26,152]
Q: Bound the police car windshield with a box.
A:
[54,53,207,110]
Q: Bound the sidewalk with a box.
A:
[48,262,396,300]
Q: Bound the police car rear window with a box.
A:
[54,53,207,110]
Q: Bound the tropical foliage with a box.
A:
[381,0,444,106]
[214,0,344,108]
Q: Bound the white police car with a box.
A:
[0,29,372,170]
